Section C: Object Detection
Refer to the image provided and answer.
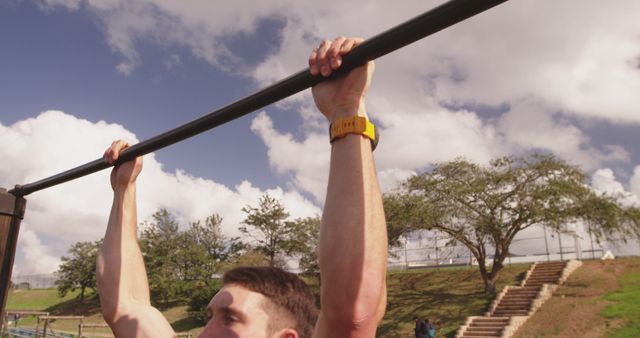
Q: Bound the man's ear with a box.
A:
[277,328,299,338]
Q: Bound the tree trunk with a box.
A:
[485,252,506,294]
[476,254,496,294]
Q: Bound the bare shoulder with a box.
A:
[312,314,378,338]
[108,305,176,338]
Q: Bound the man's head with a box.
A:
[199,267,318,338]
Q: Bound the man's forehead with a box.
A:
[208,284,269,313]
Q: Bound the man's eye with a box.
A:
[222,314,238,326]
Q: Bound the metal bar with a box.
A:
[0,188,26,333]
[9,0,509,197]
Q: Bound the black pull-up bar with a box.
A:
[8,0,508,197]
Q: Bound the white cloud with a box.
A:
[40,0,640,123]
[591,168,640,207]
[26,0,640,268]
[1,111,320,274]
[250,111,329,201]
[36,1,639,172]
[631,166,640,197]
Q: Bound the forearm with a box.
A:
[319,132,388,328]
[97,184,151,320]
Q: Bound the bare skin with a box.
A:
[97,36,387,338]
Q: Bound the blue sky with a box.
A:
[2,0,640,274]
[0,0,296,189]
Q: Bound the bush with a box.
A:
[187,281,222,324]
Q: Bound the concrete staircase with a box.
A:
[456,260,582,338]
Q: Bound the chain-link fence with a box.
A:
[388,225,640,271]
[10,274,57,289]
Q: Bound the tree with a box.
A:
[140,208,182,306]
[384,154,639,293]
[289,216,321,277]
[185,214,243,285]
[55,240,101,300]
[140,209,243,307]
[239,194,296,267]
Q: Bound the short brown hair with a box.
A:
[223,266,318,337]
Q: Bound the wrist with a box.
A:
[328,105,368,124]
[113,182,136,194]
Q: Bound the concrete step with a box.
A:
[469,317,509,327]
[502,295,537,300]
[461,318,508,338]
[505,289,539,293]
[464,327,504,337]
[528,274,561,278]
[469,325,507,330]
[498,302,532,307]
[471,317,509,325]
[526,278,560,283]
[493,310,529,316]
[531,271,563,276]
[465,329,503,335]
[495,305,531,310]
[497,302,532,307]
[533,268,565,273]
[467,326,504,332]
[499,298,533,302]
[504,291,538,294]
[495,307,530,312]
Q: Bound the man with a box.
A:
[97,36,388,338]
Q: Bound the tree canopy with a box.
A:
[384,154,640,293]
[240,194,296,267]
[55,240,101,300]
[139,209,241,307]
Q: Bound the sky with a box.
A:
[1,0,640,275]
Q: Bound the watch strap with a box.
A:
[329,116,378,151]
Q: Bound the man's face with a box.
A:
[197,284,274,338]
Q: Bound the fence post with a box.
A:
[558,232,564,261]
[542,226,550,262]
[0,188,27,334]
[43,317,49,338]
[403,236,409,270]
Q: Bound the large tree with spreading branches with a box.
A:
[384,154,639,293]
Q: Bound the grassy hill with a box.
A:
[6,258,639,337]
[513,256,640,338]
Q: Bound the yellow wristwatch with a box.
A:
[329,116,379,151]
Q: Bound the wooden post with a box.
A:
[43,317,49,338]
[0,188,26,334]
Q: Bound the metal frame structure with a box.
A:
[0,0,509,330]
[0,189,26,328]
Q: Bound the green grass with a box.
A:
[2,264,559,337]
[601,271,640,337]
[378,264,530,338]
[15,259,640,338]
[6,288,82,310]
[6,289,201,335]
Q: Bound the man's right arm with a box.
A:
[96,140,175,338]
